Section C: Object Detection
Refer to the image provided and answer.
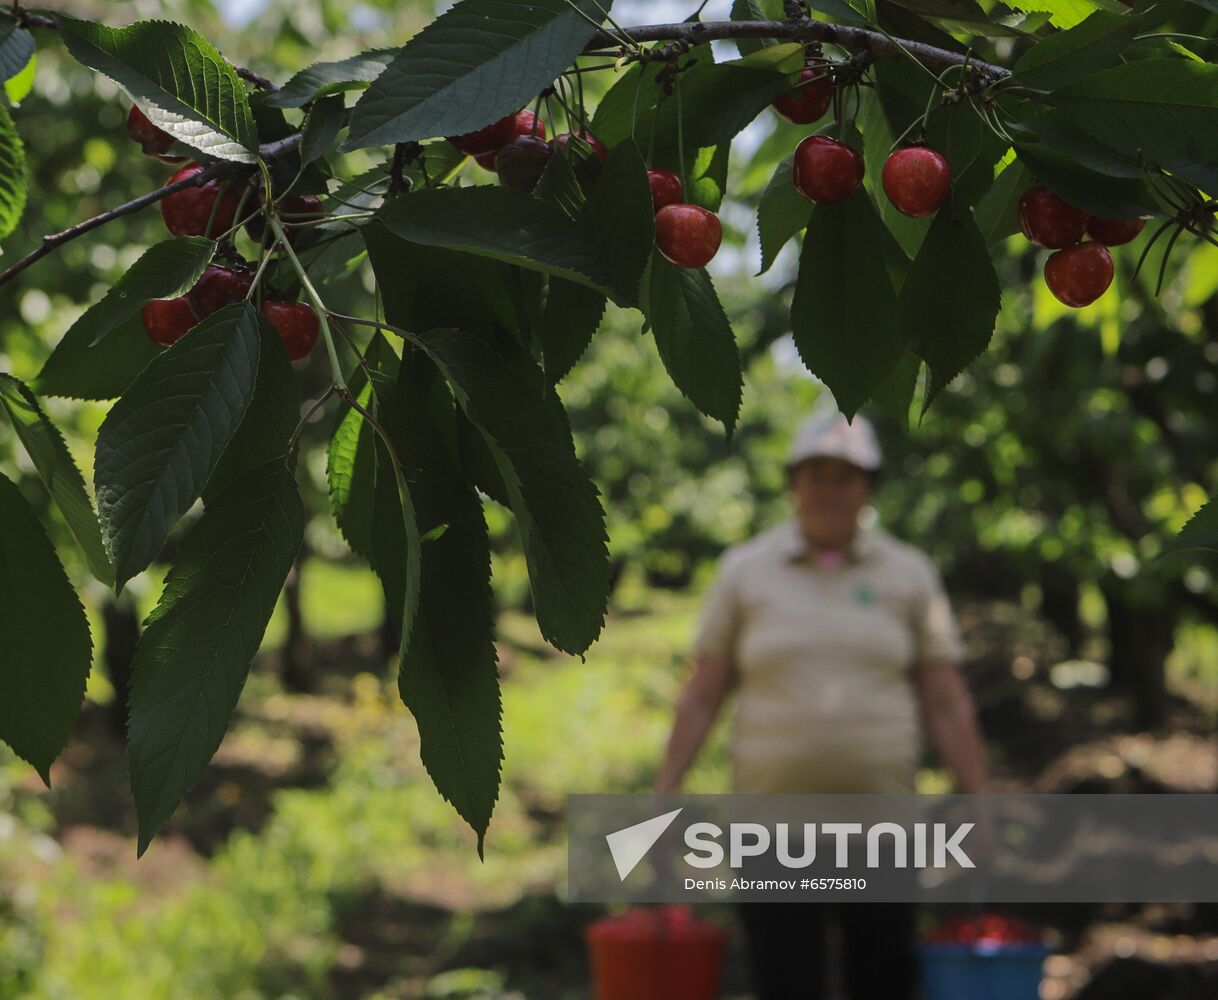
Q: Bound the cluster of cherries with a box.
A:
[446,108,723,270]
[922,911,1045,946]
[776,59,952,219]
[126,106,322,360]
[1017,185,1145,308]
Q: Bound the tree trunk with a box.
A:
[1100,578,1174,731]
[280,552,317,693]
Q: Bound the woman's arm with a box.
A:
[653,651,738,795]
[915,658,990,794]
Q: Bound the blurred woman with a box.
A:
[653,408,990,1000]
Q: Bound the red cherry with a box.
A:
[1018,186,1087,249]
[654,203,722,269]
[475,151,498,171]
[791,135,864,204]
[553,130,607,162]
[882,146,951,218]
[449,109,545,157]
[1044,242,1113,307]
[187,265,254,317]
[771,60,833,125]
[647,169,684,213]
[142,297,198,347]
[126,105,184,162]
[261,300,320,361]
[1085,215,1147,247]
[161,163,245,238]
[279,193,324,223]
[495,135,553,191]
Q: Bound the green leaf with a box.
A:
[643,257,743,439]
[127,460,303,855]
[688,143,732,212]
[372,187,624,303]
[857,86,925,259]
[580,140,654,306]
[344,0,608,150]
[888,0,1030,34]
[35,314,160,401]
[55,16,258,162]
[265,48,396,109]
[615,45,804,157]
[1007,0,1117,29]
[83,237,217,347]
[327,337,396,562]
[541,278,605,386]
[382,351,502,857]
[533,148,587,219]
[456,407,511,507]
[299,96,345,167]
[730,0,779,56]
[4,52,35,105]
[0,103,26,244]
[0,19,34,85]
[1013,139,1160,220]
[1011,4,1179,91]
[790,196,903,420]
[869,350,923,424]
[1029,59,1218,192]
[0,376,112,586]
[898,207,1002,415]
[973,157,1029,249]
[756,153,812,273]
[95,303,261,591]
[1156,499,1218,559]
[0,472,92,784]
[202,319,298,504]
[410,328,610,656]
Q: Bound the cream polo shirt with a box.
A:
[690,515,965,796]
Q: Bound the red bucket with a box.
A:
[585,904,729,1000]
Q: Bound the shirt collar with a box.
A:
[781,516,878,566]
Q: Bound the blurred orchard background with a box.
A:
[3,0,1218,998]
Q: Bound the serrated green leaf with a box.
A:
[898,207,1001,415]
[35,313,160,401]
[371,187,625,303]
[858,87,925,259]
[756,153,812,273]
[973,158,1029,249]
[95,303,261,591]
[0,375,112,586]
[1025,59,1218,193]
[533,147,587,219]
[410,327,610,656]
[266,48,396,109]
[644,257,743,439]
[1012,3,1179,91]
[869,350,923,424]
[580,140,654,306]
[541,278,605,386]
[203,319,297,504]
[327,335,397,562]
[687,143,731,212]
[83,237,216,347]
[0,103,26,244]
[344,0,607,150]
[730,0,779,56]
[1008,0,1115,28]
[380,351,502,857]
[56,15,258,162]
[790,197,903,419]
[128,460,303,855]
[1013,138,1159,220]
[0,472,92,784]
[1156,498,1218,558]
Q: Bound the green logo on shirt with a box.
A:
[854,582,877,605]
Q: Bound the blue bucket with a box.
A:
[918,940,1051,1000]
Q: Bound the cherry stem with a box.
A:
[286,385,337,456]
[268,211,346,392]
[675,75,687,194]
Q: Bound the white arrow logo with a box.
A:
[605,808,684,881]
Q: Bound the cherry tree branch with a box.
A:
[588,19,1011,82]
[0,132,301,291]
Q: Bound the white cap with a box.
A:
[785,410,882,472]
